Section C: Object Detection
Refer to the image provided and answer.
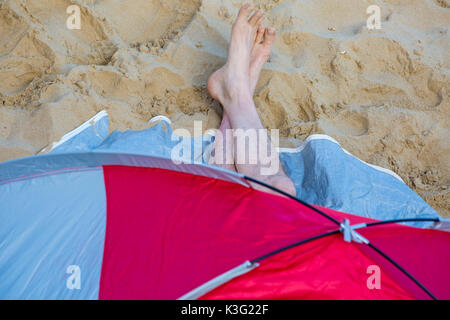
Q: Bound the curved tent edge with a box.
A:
[0,151,248,187]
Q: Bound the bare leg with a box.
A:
[209,112,236,172]
[207,4,296,196]
[209,22,275,172]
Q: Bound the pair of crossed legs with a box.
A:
[207,4,296,196]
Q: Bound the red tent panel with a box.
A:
[201,234,415,300]
[99,165,450,300]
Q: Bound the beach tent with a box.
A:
[1,111,449,300]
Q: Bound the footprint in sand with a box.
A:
[90,0,201,45]
[0,6,53,95]
[21,0,112,65]
[318,110,369,137]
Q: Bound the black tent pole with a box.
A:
[244,175,341,226]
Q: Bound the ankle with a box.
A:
[221,88,253,106]
[221,73,252,102]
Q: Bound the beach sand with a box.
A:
[0,0,448,215]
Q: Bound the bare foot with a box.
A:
[250,25,276,94]
[207,4,262,106]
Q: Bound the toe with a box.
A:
[255,14,264,27]
[248,9,263,26]
[237,3,254,22]
[263,27,276,48]
[255,25,265,44]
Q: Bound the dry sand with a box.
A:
[0,0,449,215]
